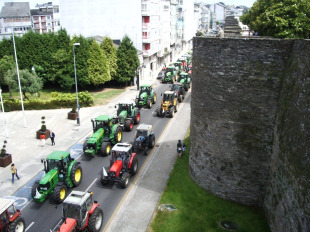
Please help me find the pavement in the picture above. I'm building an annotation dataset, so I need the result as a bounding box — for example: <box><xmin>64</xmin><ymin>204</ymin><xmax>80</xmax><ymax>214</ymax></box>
<box><xmin>0</xmin><ymin>70</ymin><xmax>191</xmax><ymax>232</ymax></box>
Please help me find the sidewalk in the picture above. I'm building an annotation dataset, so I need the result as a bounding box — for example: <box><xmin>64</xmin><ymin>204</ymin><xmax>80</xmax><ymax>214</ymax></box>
<box><xmin>0</xmin><ymin>78</ymin><xmax>157</xmax><ymax>198</ymax></box>
<box><xmin>104</xmin><ymin>90</ymin><xmax>191</xmax><ymax>231</ymax></box>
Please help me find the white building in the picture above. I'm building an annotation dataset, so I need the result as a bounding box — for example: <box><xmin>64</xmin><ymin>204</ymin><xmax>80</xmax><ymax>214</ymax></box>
<box><xmin>210</xmin><ymin>2</ymin><xmax>226</xmax><ymax>23</ymax></box>
<box><xmin>0</xmin><ymin>2</ymin><xmax>32</xmax><ymax>40</ymax></box>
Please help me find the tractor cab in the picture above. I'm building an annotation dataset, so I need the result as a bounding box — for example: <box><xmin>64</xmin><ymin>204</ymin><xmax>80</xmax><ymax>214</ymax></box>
<box><xmin>173</xmin><ymin>62</ymin><xmax>182</xmax><ymax>73</ymax></box>
<box><xmin>140</xmin><ymin>86</ymin><xmax>151</xmax><ymax>95</ymax></box>
<box><xmin>133</xmin><ymin>124</ymin><xmax>155</xmax><ymax>154</ymax></box>
<box><xmin>54</xmin><ymin>191</ymin><xmax>103</xmax><ymax>232</ymax></box>
<box><xmin>0</xmin><ymin>198</ymin><xmax>25</xmax><ymax>232</ymax></box>
<box><xmin>163</xmin><ymin>91</ymin><xmax>175</xmax><ymax>102</ymax></box>
<box><xmin>157</xmin><ymin>91</ymin><xmax>178</xmax><ymax>118</ymax></box>
<box><xmin>91</xmin><ymin>115</ymin><xmax>114</xmax><ymax>134</ymax></box>
<box><xmin>116</xmin><ymin>102</ymin><xmax>134</xmax><ymax>116</ymax></box>
<box><xmin>170</xmin><ymin>82</ymin><xmax>185</xmax><ymax>102</ymax></box>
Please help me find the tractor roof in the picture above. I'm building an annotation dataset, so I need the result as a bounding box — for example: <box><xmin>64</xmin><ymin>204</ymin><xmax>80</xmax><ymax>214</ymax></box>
<box><xmin>164</xmin><ymin>91</ymin><xmax>174</xmax><ymax>95</ymax></box>
<box><xmin>166</xmin><ymin>66</ymin><xmax>174</xmax><ymax>69</ymax></box>
<box><xmin>173</xmin><ymin>82</ymin><xmax>183</xmax><ymax>86</ymax></box>
<box><xmin>112</xmin><ymin>143</ymin><xmax>132</xmax><ymax>152</ymax></box>
<box><xmin>174</xmin><ymin>61</ymin><xmax>182</xmax><ymax>64</ymax></box>
<box><xmin>118</xmin><ymin>100</ymin><xmax>135</xmax><ymax>105</ymax></box>
<box><xmin>180</xmin><ymin>72</ymin><xmax>188</xmax><ymax>76</ymax></box>
<box><xmin>63</xmin><ymin>191</ymin><xmax>91</xmax><ymax>206</ymax></box>
<box><xmin>140</xmin><ymin>84</ymin><xmax>151</xmax><ymax>88</ymax></box>
<box><xmin>47</xmin><ymin>151</ymin><xmax>70</xmax><ymax>160</ymax></box>
<box><xmin>95</xmin><ymin>115</ymin><xmax>113</xmax><ymax>121</ymax></box>
<box><xmin>0</xmin><ymin>198</ymin><xmax>14</xmax><ymax>215</ymax></box>
<box><xmin>136</xmin><ymin>124</ymin><xmax>152</xmax><ymax>131</ymax></box>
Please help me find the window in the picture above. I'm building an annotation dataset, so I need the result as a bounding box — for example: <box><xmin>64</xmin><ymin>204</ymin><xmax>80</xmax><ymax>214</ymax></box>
<box><xmin>142</xmin><ymin>4</ymin><xmax>147</xmax><ymax>10</ymax></box>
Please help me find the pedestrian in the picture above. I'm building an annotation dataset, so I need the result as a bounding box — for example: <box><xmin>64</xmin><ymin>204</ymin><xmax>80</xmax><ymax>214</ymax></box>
<box><xmin>50</xmin><ymin>130</ymin><xmax>55</xmax><ymax>146</ymax></box>
<box><xmin>182</xmin><ymin>142</ymin><xmax>186</xmax><ymax>152</ymax></box>
<box><xmin>11</xmin><ymin>163</ymin><xmax>20</xmax><ymax>183</ymax></box>
<box><xmin>177</xmin><ymin>140</ymin><xmax>182</xmax><ymax>157</ymax></box>
<box><xmin>40</xmin><ymin>133</ymin><xmax>45</xmax><ymax>147</ymax></box>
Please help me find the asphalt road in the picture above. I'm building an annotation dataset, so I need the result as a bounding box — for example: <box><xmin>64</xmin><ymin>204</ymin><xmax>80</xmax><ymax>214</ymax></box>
<box><xmin>18</xmin><ymin>82</ymin><xmax>176</xmax><ymax>232</ymax></box>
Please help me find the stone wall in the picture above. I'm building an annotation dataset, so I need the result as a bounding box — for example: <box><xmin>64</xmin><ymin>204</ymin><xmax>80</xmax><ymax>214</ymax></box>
<box><xmin>189</xmin><ymin>37</ymin><xmax>310</xmax><ymax>231</ymax></box>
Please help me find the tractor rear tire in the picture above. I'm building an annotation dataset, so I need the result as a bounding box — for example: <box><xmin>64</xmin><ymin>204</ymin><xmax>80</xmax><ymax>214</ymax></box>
<box><xmin>100</xmin><ymin>172</ymin><xmax>109</xmax><ymax>185</ymax></box>
<box><xmin>175</xmin><ymin>103</ymin><xmax>178</xmax><ymax>112</ymax></box>
<box><xmin>7</xmin><ymin>216</ymin><xmax>25</xmax><ymax>232</ymax></box>
<box><xmin>129</xmin><ymin>157</ymin><xmax>138</xmax><ymax>175</ymax></box>
<box><xmin>31</xmin><ymin>181</ymin><xmax>40</xmax><ymax>198</ymax></box>
<box><xmin>70</xmin><ymin>163</ymin><xmax>83</xmax><ymax>187</ymax></box>
<box><xmin>114</xmin><ymin>127</ymin><xmax>122</xmax><ymax>143</ymax></box>
<box><xmin>156</xmin><ymin>107</ymin><xmax>162</xmax><ymax>117</ymax></box>
<box><xmin>184</xmin><ymin>84</ymin><xmax>189</xmax><ymax>92</ymax></box>
<box><xmin>170</xmin><ymin>108</ymin><xmax>174</xmax><ymax>118</ymax></box>
<box><xmin>83</xmin><ymin>140</ymin><xmax>88</xmax><ymax>152</ymax></box>
<box><xmin>152</xmin><ymin>93</ymin><xmax>157</xmax><ymax>104</ymax></box>
<box><xmin>147</xmin><ymin>99</ymin><xmax>152</xmax><ymax>109</ymax></box>
<box><xmin>133</xmin><ymin>110</ymin><xmax>141</xmax><ymax>125</ymax></box>
<box><xmin>124</xmin><ymin>119</ymin><xmax>133</xmax><ymax>131</ymax></box>
<box><xmin>100</xmin><ymin>142</ymin><xmax>111</xmax><ymax>156</ymax></box>
<box><xmin>52</xmin><ymin>184</ymin><xmax>67</xmax><ymax>204</ymax></box>
<box><xmin>148</xmin><ymin>135</ymin><xmax>155</xmax><ymax>148</ymax></box>
<box><xmin>178</xmin><ymin>95</ymin><xmax>182</xmax><ymax>103</ymax></box>
<box><xmin>135</xmin><ymin>98</ymin><xmax>140</xmax><ymax>108</ymax></box>
<box><xmin>120</xmin><ymin>172</ymin><xmax>130</xmax><ymax>188</ymax></box>
<box><xmin>87</xmin><ymin>207</ymin><xmax>104</xmax><ymax>232</ymax></box>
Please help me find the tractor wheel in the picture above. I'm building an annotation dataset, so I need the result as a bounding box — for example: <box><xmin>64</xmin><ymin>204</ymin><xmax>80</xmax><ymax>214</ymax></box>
<box><xmin>178</xmin><ymin>95</ymin><xmax>182</xmax><ymax>103</ymax></box>
<box><xmin>124</xmin><ymin>119</ymin><xmax>133</xmax><ymax>131</ymax></box>
<box><xmin>129</xmin><ymin>156</ymin><xmax>138</xmax><ymax>175</ymax></box>
<box><xmin>170</xmin><ymin>108</ymin><xmax>174</xmax><ymax>118</ymax></box>
<box><xmin>31</xmin><ymin>181</ymin><xmax>40</xmax><ymax>198</ymax></box>
<box><xmin>188</xmin><ymin>82</ymin><xmax>191</xmax><ymax>89</ymax></box>
<box><xmin>120</xmin><ymin>172</ymin><xmax>130</xmax><ymax>188</ymax></box>
<box><xmin>175</xmin><ymin>103</ymin><xmax>178</xmax><ymax>113</ymax></box>
<box><xmin>156</xmin><ymin>107</ymin><xmax>162</xmax><ymax>117</ymax></box>
<box><xmin>100</xmin><ymin>142</ymin><xmax>111</xmax><ymax>156</ymax></box>
<box><xmin>135</xmin><ymin>98</ymin><xmax>140</xmax><ymax>108</ymax></box>
<box><xmin>7</xmin><ymin>216</ymin><xmax>25</xmax><ymax>232</ymax></box>
<box><xmin>83</xmin><ymin>140</ymin><xmax>88</xmax><ymax>152</ymax></box>
<box><xmin>133</xmin><ymin>110</ymin><xmax>141</xmax><ymax>125</ymax></box>
<box><xmin>152</xmin><ymin>93</ymin><xmax>157</xmax><ymax>104</ymax></box>
<box><xmin>184</xmin><ymin>84</ymin><xmax>189</xmax><ymax>92</ymax></box>
<box><xmin>100</xmin><ymin>172</ymin><xmax>109</xmax><ymax>185</ymax></box>
<box><xmin>148</xmin><ymin>135</ymin><xmax>155</xmax><ymax>148</ymax></box>
<box><xmin>52</xmin><ymin>184</ymin><xmax>67</xmax><ymax>203</ymax></box>
<box><xmin>70</xmin><ymin>163</ymin><xmax>83</xmax><ymax>187</ymax></box>
<box><xmin>114</xmin><ymin>127</ymin><xmax>122</xmax><ymax>143</ymax></box>
<box><xmin>87</xmin><ymin>207</ymin><xmax>104</xmax><ymax>232</ymax></box>
<box><xmin>147</xmin><ymin>99</ymin><xmax>152</xmax><ymax>109</ymax></box>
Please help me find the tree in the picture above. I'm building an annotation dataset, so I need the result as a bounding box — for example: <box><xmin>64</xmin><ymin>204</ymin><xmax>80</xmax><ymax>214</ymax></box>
<box><xmin>0</xmin><ymin>55</ymin><xmax>15</xmax><ymax>86</ymax></box>
<box><xmin>88</xmin><ymin>40</ymin><xmax>110</xmax><ymax>86</ymax></box>
<box><xmin>241</xmin><ymin>0</ymin><xmax>310</xmax><ymax>38</ymax></box>
<box><xmin>4</xmin><ymin>68</ymin><xmax>43</xmax><ymax>100</ymax></box>
<box><xmin>116</xmin><ymin>35</ymin><xmax>139</xmax><ymax>84</ymax></box>
<box><xmin>101</xmin><ymin>36</ymin><xmax>118</xmax><ymax>80</ymax></box>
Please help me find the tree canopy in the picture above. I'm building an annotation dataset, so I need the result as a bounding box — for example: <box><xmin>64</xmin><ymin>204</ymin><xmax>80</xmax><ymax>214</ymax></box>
<box><xmin>101</xmin><ymin>36</ymin><xmax>118</xmax><ymax>80</ymax></box>
<box><xmin>241</xmin><ymin>0</ymin><xmax>310</xmax><ymax>38</ymax></box>
<box><xmin>116</xmin><ymin>35</ymin><xmax>139</xmax><ymax>84</ymax></box>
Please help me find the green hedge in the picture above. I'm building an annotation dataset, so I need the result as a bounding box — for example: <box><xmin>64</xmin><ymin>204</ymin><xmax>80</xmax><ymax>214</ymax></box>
<box><xmin>1</xmin><ymin>91</ymin><xmax>94</xmax><ymax>112</ymax></box>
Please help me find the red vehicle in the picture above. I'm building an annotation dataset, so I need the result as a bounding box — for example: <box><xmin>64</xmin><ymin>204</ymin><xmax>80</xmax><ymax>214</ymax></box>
<box><xmin>0</xmin><ymin>198</ymin><xmax>25</xmax><ymax>232</ymax></box>
<box><xmin>53</xmin><ymin>191</ymin><xmax>103</xmax><ymax>232</ymax></box>
<box><xmin>101</xmin><ymin>143</ymin><xmax>138</xmax><ymax>188</ymax></box>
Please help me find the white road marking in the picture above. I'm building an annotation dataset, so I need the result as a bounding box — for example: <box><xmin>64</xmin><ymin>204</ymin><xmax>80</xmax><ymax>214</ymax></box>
<box><xmin>25</xmin><ymin>221</ymin><xmax>34</xmax><ymax>231</ymax></box>
<box><xmin>86</xmin><ymin>178</ymin><xmax>97</xmax><ymax>192</ymax></box>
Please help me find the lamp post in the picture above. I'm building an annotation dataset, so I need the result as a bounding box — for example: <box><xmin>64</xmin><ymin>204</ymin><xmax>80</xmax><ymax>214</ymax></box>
<box><xmin>0</xmin><ymin>88</ymin><xmax>8</xmax><ymax>137</ymax></box>
<box><xmin>73</xmin><ymin>43</ymin><xmax>80</xmax><ymax>125</ymax></box>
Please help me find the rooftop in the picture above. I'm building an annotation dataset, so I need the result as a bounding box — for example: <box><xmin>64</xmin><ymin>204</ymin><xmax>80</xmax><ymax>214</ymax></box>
<box><xmin>0</xmin><ymin>2</ymin><xmax>30</xmax><ymax>18</ymax></box>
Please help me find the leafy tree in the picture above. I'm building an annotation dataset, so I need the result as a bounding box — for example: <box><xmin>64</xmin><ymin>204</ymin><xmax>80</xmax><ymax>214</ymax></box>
<box><xmin>100</xmin><ymin>36</ymin><xmax>118</xmax><ymax>80</ymax></box>
<box><xmin>88</xmin><ymin>40</ymin><xmax>110</xmax><ymax>86</ymax></box>
<box><xmin>116</xmin><ymin>35</ymin><xmax>139</xmax><ymax>84</ymax></box>
<box><xmin>0</xmin><ymin>38</ymin><xmax>14</xmax><ymax>60</ymax></box>
<box><xmin>4</xmin><ymin>68</ymin><xmax>43</xmax><ymax>100</ymax></box>
<box><xmin>241</xmin><ymin>0</ymin><xmax>310</xmax><ymax>38</ymax></box>
<box><xmin>0</xmin><ymin>55</ymin><xmax>15</xmax><ymax>86</ymax></box>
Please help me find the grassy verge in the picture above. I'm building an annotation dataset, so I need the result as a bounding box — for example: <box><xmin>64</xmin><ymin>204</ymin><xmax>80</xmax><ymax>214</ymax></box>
<box><xmin>1</xmin><ymin>87</ymin><xmax>126</xmax><ymax>106</ymax></box>
<box><xmin>148</xmin><ymin>130</ymin><xmax>270</xmax><ymax>232</ymax></box>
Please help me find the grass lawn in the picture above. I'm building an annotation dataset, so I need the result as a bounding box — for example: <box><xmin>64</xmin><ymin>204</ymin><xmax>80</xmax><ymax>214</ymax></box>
<box><xmin>1</xmin><ymin>87</ymin><xmax>126</xmax><ymax>106</ymax></box>
<box><xmin>148</xmin><ymin>130</ymin><xmax>270</xmax><ymax>232</ymax></box>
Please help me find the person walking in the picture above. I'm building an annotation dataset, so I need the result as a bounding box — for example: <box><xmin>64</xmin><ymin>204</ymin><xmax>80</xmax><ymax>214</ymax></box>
<box><xmin>11</xmin><ymin>163</ymin><xmax>20</xmax><ymax>183</ymax></box>
<box><xmin>177</xmin><ymin>140</ymin><xmax>182</xmax><ymax>157</ymax></box>
<box><xmin>182</xmin><ymin>142</ymin><xmax>186</xmax><ymax>152</ymax></box>
<box><xmin>50</xmin><ymin>130</ymin><xmax>55</xmax><ymax>146</ymax></box>
<box><xmin>40</xmin><ymin>133</ymin><xmax>45</xmax><ymax>147</ymax></box>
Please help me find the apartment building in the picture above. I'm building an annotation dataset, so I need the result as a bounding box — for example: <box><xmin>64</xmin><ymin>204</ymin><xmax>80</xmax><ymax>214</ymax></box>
<box><xmin>0</xmin><ymin>2</ymin><xmax>32</xmax><ymax>40</ymax></box>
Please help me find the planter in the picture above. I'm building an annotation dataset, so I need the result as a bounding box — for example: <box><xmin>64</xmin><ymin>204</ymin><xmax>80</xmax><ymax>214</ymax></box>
<box><xmin>0</xmin><ymin>154</ymin><xmax>12</xmax><ymax>168</ymax></box>
<box><xmin>68</xmin><ymin>112</ymin><xmax>78</xmax><ymax>120</ymax></box>
<box><xmin>36</xmin><ymin>130</ymin><xmax>50</xmax><ymax>139</ymax></box>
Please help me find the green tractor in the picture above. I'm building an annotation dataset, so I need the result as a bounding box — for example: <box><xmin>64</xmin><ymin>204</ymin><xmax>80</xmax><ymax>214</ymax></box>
<box><xmin>135</xmin><ymin>84</ymin><xmax>157</xmax><ymax>109</ymax></box>
<box><xmin>173</xmin><ymin>61</ymin><xmax>183</xmax><ymax>74</ymax></box>
<box><xmin>115</xmin><ymin>101</ymin><xmax>141</xmax><ymax>131</ymax></box>
<box><xmin>178</xmin><ymin>72</ymin><xmax>191</xmax><ymax>91</ymax></box>
<box><xmin>31</xmin><ymin>151</ymin><xmax>83</xmax><ymax>204</ymax></box>
<box><xmin>83</xmin><ymin>115</ymin><xmax>122</xmax><ymax>157</ymax></box>
<box><xmin>162</xmin><ymin>66</ymin><xmax>177</xmax><ymax>84</ymax></box>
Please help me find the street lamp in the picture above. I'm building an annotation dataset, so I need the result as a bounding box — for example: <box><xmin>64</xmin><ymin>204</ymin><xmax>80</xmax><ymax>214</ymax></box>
<box><xmin>73</xmin><ymin>43</ymin><xmax>80</xmax><ymax>125</ymax></box>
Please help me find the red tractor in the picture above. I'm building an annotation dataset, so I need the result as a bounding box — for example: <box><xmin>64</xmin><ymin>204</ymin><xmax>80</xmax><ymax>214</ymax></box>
<box><xmin>101</xmin><ymin>143</ymin><xmax>138</xmax><ymax>188</ymax></box>
<box><xmin>0</xmin><ymin>198</ymin><xmax>25</xmax><ymax>232</ymax></box>
<box><xmin>53</xmin><ymin>191</ymin><xmax>103</xmax><ymax>232</ymax></box>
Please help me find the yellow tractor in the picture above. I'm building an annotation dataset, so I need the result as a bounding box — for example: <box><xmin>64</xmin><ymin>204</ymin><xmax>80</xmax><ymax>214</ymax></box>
<box><xmin>156</xmin><ymin>91</ymin><xmax>178</xmax><ymax>118</ymax></box>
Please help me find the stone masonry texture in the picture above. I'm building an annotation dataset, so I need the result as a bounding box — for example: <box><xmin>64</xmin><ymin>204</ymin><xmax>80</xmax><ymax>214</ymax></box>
<box><xmin>189</xmin><ymin>37</ymin><xmax>309</xmax><ymax>232</ymax></box>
